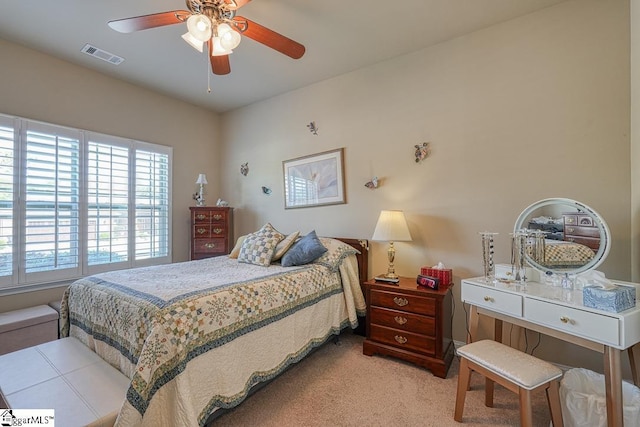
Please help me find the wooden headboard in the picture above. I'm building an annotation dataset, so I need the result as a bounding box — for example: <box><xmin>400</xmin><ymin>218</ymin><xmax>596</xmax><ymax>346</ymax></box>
<box><xmin>334</xmin><ymin>238</ymin><xmax>369</xmax><ymax>285</ymax></box>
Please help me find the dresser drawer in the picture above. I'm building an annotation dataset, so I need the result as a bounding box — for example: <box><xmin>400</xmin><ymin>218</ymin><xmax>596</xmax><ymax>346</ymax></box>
<box><xmin>563</xmin><ymin>235</ymin><xmax>600</xmax><ymax>250</ymax></box>
<box><xmin>370</xmin><ymin>306</ymin><xmax>435</xmax><ymax>336</ymax></box>
<box><xmin>524</xmin><ymin>298</ymin><xmax>619</xmax><ymax>346</ymax></box>
<box><xmin>193</xmin><ymin>225</ymin><xmax>227</xmax><ymax>238</ymax></box>
<box><xmin>192</xmin><ymin>210</ymin><xmax>228</xmax><ymax>223</ymax></box>
<box><xmin>369</xmin><ymin>324</ymin><xmax>435</xmax><ymax>356</ymax></box>
<box><xmin>565</xmin><ymin>226</ymin><xmax>599</xmax><ymax>238</ymax></box>
<box><xmin>369</xmin><ymin>290</ymin><xmax>435</xmax><ymax>316</ymax></box>
<box><xmin>461</xmin><ymin>283</ymin><xmax>523</xmax><ymax>317</ymax></box>
<box><xmin>193</xmin><ymin>238</ymin><xmax>227</xmax><ymax>254</ymax></box>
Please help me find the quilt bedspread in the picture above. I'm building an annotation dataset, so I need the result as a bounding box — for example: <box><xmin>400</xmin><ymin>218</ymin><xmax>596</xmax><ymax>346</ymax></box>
<box><xmin>60</xmin><ymin>250</ymin><xmax>364</xmax><ymax>426</ymax></box>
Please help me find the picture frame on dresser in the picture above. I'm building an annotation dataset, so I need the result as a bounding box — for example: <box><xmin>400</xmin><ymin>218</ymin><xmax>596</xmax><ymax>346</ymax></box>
<box><xmin>190</xmin><ymin>206</ymin><xmax>234</xmax><ymax>260</ymax></box>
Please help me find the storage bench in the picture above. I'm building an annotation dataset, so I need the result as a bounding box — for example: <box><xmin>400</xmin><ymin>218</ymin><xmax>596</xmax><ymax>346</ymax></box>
<box><xmin>0</xmin><ymin>337</ymin><xmax>129</xmax><ymax>426</ymax></box>
<box><xmin>0</xmin><ymin>305</ymin><xmax>58</xmax><ymax>355</ymax></box>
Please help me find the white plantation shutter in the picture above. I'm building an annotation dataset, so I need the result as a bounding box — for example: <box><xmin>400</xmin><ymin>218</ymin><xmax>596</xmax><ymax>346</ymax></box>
<box><xmin>135</xmin><ymin>148</ymin><xmax>170</xmax><ymax>261</ymax></box>
<box><xmin>0</xmin><ymin>114</ymin><xmax>172</xmax><ymax>292</ymax></box>
<box><xmin>23</xmin><ymin>122</ymin><xmax>82</xmax><ymax>282</ymax></box>
<box><xmin>0</xmin><ymin>117</ymin><xmax>15</xmax><ymax>284</ymax></box>
<box><xmin>87</xmin><ymin>138</ymin><xmax>129</xmax><ymax>267</ymax></box>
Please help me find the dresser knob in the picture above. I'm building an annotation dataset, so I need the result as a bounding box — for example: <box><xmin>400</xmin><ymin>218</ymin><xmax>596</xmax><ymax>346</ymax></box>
<box><xmin>394</xmin><ymin>316</ymin><xmax>408</xmax><ymax>325</ymax></box>
<box><xmin>393</xmin><ymin>297</ymin><xmax>409</xmax><ymax>307</ymax></box>
<box><xmin>213</xmin><ymin>228</ymin><xmax>223</xmax><ymax>235</ymax></box>
<box><xmin>560</xmin><ymin>316</ymin><xmax>571</xmax><ymax>324</ymax></box>
<box><xmin>196</xmin><ymin>214</ymin><xmax>206</xmax><ymax>220</ymax></box>
<box><xmin>213</xmin><ymin>214</ymin><xmax>222</xmax><ymax>220</ymax></box>
<box><xmin>197</xmin><ymin>228</ymin><xmax>207</xmax><ymax>235</ymax></box>
<box><xmin>394</xmin><ymin>335</ymin><xmax>408</xmax><ymax>344</ymax></box>
<box><xmin>204</xmin><ymin>243</ymin><xmax>216</xmax><ymax>249</ymax></box>
<box><xmin>483</xmin><ymin>296</ymin><xmax>493</xmax><ymax>302</ymax></box>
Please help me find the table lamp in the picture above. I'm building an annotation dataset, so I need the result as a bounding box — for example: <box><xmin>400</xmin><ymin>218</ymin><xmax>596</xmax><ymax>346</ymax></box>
<box><xmin>372</xmin><ymin>210</ymin><xmax>412</xmax><ymax>280</ymax></box>
<box><xmin>195</xmin><ymin>173</ymin><xmax>208</xmax><ymax>206</ymax></box>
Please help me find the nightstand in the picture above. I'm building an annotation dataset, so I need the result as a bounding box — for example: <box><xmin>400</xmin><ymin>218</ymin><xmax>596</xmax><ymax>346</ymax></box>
<box><xmin>363</xmin><ymin>276</ymin><xmax>454</xmax><ymax>378</ymax></box>
<box><xmin>190</xmin><ymin>206</ymin><xmax>234</xmax><ymax>260</ymax></box>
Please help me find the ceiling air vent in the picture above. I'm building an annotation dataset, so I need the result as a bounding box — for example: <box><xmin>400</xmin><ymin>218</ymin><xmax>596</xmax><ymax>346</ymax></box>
<box><xmin>81</xmin><ymin>44</ymin><xmax>124</xmax><ymax>65</ymax></box>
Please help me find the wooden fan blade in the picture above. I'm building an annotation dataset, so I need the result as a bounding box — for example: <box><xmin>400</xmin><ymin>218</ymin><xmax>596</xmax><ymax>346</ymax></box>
<box><xmin>108</xmin><ymin>11</ymin><xmax>190</xmax><ymax>33</ymax></box>
<box><xmin>209</xmin><ymin>41</ymin><xmax>231</xmax><ymax>75</ymax></box>
<box><xmin>225</xmin><ymin>0</ymin><xmax>252</xmax><ymax>10</ymax></box>
<box><xmin>234</xmin><ymin>17</ymin><xmax>305</xmax><ymax>59</ymax></box>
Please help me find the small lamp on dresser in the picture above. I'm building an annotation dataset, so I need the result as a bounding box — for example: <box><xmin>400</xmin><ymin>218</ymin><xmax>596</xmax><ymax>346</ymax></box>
<box><xmin>372</xmin><ymin>210</ymin><xmax>412</xmax><ymax>279</ymax></box>
<box><xmin>194</xmin><ymin>173</ymin><xmax>208</xmax><ymax>206</ymax></box>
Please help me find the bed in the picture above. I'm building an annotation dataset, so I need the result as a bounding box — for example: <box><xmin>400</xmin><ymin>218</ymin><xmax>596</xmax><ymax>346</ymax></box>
<box><xmin>528</xmin><ymin>239</ymin><xmax>595</xmax><ymax>269</ymax></box>
<box><xmin>60</xmin><ymin>235</ymin><xmax>368</xmax><ymax>427</ymax></box>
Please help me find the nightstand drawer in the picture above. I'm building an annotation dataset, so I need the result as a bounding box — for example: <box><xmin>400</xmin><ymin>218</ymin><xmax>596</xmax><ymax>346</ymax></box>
<box><xmin>369</xmin><ymin>324</ymin><xmax>435</xmax><ymax>356</ymax></box>
<box><xmin>370</xmin><ymin>306</ymin><xmax>435</xmax><ymax>336</ymax></box>
<box><xmin>565</xmin><ymin>226</ymin><xmax>599</xmax><ymax>238</ymax></box>
<box><xmin>369</xmin><ymin>289</ymin><xmax>435</xmax><ymax>316</ymax></box>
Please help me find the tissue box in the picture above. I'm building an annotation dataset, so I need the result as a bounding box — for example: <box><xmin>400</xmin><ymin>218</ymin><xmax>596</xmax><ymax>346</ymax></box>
<box><xmin>583</xmin><ymin>285</ymin><xmax>636</xmax><ymax>313</ymax></box>
<box><xmin>420</xmin><ymin>267</ymin><xmax>452</xmax><ymax>285</ymax></box>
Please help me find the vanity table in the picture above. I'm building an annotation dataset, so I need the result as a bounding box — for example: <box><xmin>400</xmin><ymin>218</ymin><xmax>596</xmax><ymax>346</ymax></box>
<box><xmin>466</xmin><ymin>198</ymin><xmax>639</xmax><ymax>427</ymax></box>
<box><xmin>462</xmin><ymin>277</ymin><xmax>640</xmax><ymax>427</ymax></box>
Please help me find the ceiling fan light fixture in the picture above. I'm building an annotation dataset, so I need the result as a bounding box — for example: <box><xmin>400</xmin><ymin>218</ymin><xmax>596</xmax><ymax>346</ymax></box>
<box><xmin>186</xmin><ymin>14</ymin><xmax>212</xmax><ymax>42</ymax></box>
<box><xmin>217</xmin><ymin>23</ymin><xmax>241</xmax><ymax>50</ymax></box>
<box><xmin>182</xmin><ymin>32</ymin><xmax>204</xmax><ymax>52</ymax></box>
<box><xmin>211</xmin><ymin>36</ymin><xmax>233</xmax><ymax>56</ymax></box>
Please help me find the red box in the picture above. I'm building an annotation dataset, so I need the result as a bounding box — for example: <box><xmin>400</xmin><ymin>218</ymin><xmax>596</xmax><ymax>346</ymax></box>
<box><xmin>420</xmin><ymin>267</ymin><xmax>452</xmax><ymax>285</ymax></box>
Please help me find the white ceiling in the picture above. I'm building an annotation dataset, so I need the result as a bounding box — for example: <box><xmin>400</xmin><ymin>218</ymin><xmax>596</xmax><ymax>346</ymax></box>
<box><xmin>0</xmin><ymin>0</ymin><xmax>569</xmax><ymax>113</ymax></box>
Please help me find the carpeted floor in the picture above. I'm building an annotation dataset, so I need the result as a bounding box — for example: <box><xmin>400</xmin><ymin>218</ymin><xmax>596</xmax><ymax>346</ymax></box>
<box><xmin>212</xmin><ymin>331</ymin><xmax>552</xmax><ymax>426</ymax></box>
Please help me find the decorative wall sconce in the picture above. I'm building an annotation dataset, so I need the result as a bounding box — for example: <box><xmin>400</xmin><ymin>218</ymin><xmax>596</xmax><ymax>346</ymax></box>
<box><xmin>414</xmin><ymin>142</ymin><xmax>430</xmax><ymax>163</ymax></box>
<box><xmin>194</xmin><ymin>173</ymin><xmax>208</xmax><ymax>206</ymax></box>
<box><xmin>307</xmin><ymin>121</ymin><xmax>318</xmax><ymax>135</ymax></box>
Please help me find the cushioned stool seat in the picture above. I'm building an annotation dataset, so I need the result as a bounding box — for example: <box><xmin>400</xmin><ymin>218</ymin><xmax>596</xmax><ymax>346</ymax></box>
<box><xmin>0</xmin><ymin>337</ymin><xmax>129</xmax><ymax>427</ymax></box>
<box><xmin>454</xmin><ymin>339</ymin><xmax>564</xmax><ymax>426</ymax></box>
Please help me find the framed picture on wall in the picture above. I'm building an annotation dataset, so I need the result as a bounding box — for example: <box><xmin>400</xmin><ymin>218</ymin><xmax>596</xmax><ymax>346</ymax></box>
<box><xmin>283</xmin><ymin>148</ymin><xmax>345</xmax><ymax>209</ymax></box>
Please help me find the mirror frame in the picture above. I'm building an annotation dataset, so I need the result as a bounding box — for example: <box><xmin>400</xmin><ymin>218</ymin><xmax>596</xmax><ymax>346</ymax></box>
<box><xmin>513</xmin><ymin>198</ymin><xmax>611</xmax><ymax>275</ymax></box>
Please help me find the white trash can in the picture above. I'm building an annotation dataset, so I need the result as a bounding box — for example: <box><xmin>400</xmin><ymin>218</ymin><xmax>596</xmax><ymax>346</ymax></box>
<box><xmin>560</xmin><ymin>368</ymin><xmax>640</xmax><ymax>427</ymax></box>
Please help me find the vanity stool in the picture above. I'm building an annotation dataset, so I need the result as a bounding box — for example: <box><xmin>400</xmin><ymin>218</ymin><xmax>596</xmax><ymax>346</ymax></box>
<box><xmin>454</xmin><ymin>340</ymin><xmax>564</xmax><ymax>426</ymax></box>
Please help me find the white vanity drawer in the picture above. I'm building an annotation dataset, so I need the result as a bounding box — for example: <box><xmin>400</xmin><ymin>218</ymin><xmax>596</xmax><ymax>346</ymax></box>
<box><xmin>462</xmin><ymin>283</ymin><xmax>523</xmax><ymax>318</ymax></box>
<box><xmin>525</xmin><ymin>298</ymin><xmax>619</xmax><ymax>346</ymax></box>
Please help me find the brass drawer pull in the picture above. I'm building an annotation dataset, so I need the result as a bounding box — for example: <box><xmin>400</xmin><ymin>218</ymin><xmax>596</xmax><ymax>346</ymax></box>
<box><xmin>196</xmin><ymin>214</ymin><xmax>206</xmax><ymax>220</ymax></box>
<box><xmin>483</xmin><ymin>296</ymin><xmax>494</xmax><ymax>302</ymax></box>
<box><xmin>213</xmin><ymin>214</ymin><xmax>223</xmax><ymax>220</ymax></box>
<box><xmin>560</xmin><ymin>316</ymin><xmax>572</xmax><ymax>324</ymax></box>
<box><xmin>213</xmin><ymin>228</ymin><xmax>223</xmax><ymax>235</ymax></box>
<box><xmin>197</xmin><ymin>228</ymin><xmax>207</xmax><ymax>235</ymax></box>
<box><xmin>393</xmin><ymin>297</ymin><xmax>408</xmax><ymax>307</ymax></box>
<box><xmin>204</xmin><ymin>243</ymin><xmax>216</xmax><ymax>249</ymax></box>
<box><xmin>394</xmin><ymin>335</ymin><xmax>408</xmax><ymax>344</ymax></box>
<box><xmin>394</xmin><ymin>316</ymin><xmax>407</xmax><ymax>325</ymax></box>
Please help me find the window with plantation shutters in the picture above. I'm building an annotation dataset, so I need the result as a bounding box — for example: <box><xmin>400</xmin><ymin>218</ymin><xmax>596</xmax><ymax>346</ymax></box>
<box><xmin>0</xmin><ymin>113</ymin><xmax>172</xmax><ymax>293</ymax></box>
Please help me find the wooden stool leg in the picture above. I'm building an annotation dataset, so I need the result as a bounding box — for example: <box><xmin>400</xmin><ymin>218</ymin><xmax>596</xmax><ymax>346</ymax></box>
<box><xmin>629</xmin><ymin>345</ymin><xmax>639</xmax><ymax>387</ymax></box>
<box><xmin>518</xmin><ymin>388</ymin><xmax>534</xmax><ymax>427</ymax></box>
<box><xmin>485</xmin><ymin>377</ymin><xmax>494</xmax><ymax>407</ymax></box>
<box><xmin>546</xmin><ymin>380</ymin><xmax>564</xmax><ymax>427</ymax></box>
<box><xmin>454</xmin><ymin>358</ymin><xmax>472</xmax><ymax>422</ymax></box>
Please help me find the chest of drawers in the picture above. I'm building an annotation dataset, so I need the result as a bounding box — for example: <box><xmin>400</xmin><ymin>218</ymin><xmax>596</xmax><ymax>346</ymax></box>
<box><xmin>190</xmin><ymin>206</ymin><xmax>233</xmax><ymax>260</ymax></box>
<box><xmin>363</xmin><ymin>277</ymin><xmax>453</xmax><ymax>378</ymax></box>
<box><xmin>563</xmin><ymin>212</ymin><xmax>600</xmax><ymax>250</ymax></box>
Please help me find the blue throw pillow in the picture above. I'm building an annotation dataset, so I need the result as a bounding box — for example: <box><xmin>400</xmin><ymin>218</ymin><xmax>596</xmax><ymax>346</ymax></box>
<box><xmin>281</xmin><ymin>230</ymin><xmax>328</xmax><ymax>267</ymax></box>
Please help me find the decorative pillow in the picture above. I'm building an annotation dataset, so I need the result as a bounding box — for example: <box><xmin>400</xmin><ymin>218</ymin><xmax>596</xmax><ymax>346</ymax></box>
<box><xmin>272</xmin><ymin>231</ymin><xmax>300</xmax><ymax>261</ymax></box>
<box><xmin>312</xmin><ymin>238</ymin><xmax>360</xmax><ymax>272</ymax></box>
<box><xmin>238</xmin><ymin>223</ymin><xmax>285</xmax><ymax>267</ymax></box>
<box><xmin>228</xmin><ymin>235</ymin><xmax>247</xmax><ymax>259</ymax></box>
<box><xmin>281</xmin><ymin>230</ymin><xmax>328</xmax><ymax>267</ymax></box>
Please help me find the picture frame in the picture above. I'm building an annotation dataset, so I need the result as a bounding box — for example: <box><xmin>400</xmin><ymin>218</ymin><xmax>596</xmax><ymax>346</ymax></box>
<box><xmin>283</xmin><ymin>148</ymin><xmax>345</xmax><ymax>209</ymax></box>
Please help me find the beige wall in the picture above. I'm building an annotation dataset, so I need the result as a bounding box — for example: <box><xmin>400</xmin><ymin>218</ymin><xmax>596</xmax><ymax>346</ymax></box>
<box><xmin>0</xmin><ymin>39</ymin><xmax>220</xmax><ymax>311</ymax></box>
<box><xmin>221</xmin><ymin>0</ymin><xmax>632</xmax><ymax>375</ymax></box>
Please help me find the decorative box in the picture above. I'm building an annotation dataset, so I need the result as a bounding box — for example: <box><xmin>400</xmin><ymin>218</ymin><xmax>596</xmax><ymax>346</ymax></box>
<box><xmin>420</xmin><ymin>267</ymin><xmax>452</xmax><ymax>285</ymax></box>
<box><xmin>583</xmin><ymin>285</ymin><xmax>636</xmax><ymax>313</ymax></box>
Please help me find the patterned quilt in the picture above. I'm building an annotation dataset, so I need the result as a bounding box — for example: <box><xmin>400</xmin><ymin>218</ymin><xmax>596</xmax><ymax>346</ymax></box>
<box><xmin>60</xmin><ymin>238</ymin><xmax>365</xmax><ymax>426</ymax></box>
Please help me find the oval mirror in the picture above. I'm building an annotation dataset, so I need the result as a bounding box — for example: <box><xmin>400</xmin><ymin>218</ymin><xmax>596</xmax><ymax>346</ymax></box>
<box><xmin>513</xmin><ymin>198</ymin><xmax>611</xmax><ymax>275</ymax></box>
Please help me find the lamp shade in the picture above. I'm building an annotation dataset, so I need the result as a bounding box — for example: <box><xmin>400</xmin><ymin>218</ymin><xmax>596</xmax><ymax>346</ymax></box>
<box><xmin>372</xmin><ymin>210</ymin><xmax>412</xmax><ymax>242</ymax></box>
<box><xmin>195</xmin><ymin>173</ymin><xmax>208</xmax><ymax>185</ymax></box>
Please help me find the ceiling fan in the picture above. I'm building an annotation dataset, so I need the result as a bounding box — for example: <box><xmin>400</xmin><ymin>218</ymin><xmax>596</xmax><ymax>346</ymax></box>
<box><xmin>107</xmin><ymin>0</ymin><xmax>305</xmax><ymax>76</ymax></box>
